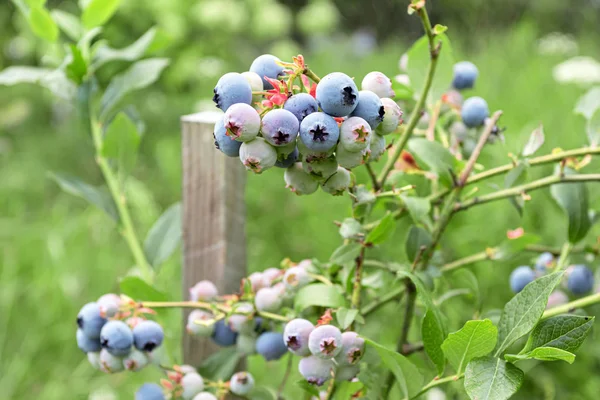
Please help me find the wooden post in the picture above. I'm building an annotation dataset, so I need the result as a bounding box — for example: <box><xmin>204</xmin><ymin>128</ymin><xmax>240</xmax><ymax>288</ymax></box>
<box><xmin>181</xmin><ymin>111</ymin><xmax>247</xmax><ymax>366</ymax></box>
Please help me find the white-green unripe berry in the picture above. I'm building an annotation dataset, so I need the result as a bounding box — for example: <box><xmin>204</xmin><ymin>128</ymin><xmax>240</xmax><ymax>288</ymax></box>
<box><xmin>376</xmin><ymin>98</ymin><xmax>403</xmax><ymax>135</ymax></box>
<box><xmin>254</xmin><ymin>287</ymin><xmax>283</xmax><ymax>312</ymax></box>
<box><xmin>284</xmin><ymin>163</ymin><xmax>319</xmax><ymax>195</ymax></box>
<box><xmin>302</xmin><ymin>156</ymin><xmax>338</xmax><ymax>180</ymax></box>
<box><xmin>236</xmin><ymin>334</ymin><xmax>257</xmax><ymax>355</ymax></box>
<box><xmin>369</xmin><ymin>134</ymin><xmax>386</xmax><ymax>161</ymax></box>
<box><xmin>99</xmin><ymin>348</ymin><xmax>124</xmax><ymax>373</ymax></box>
<box><xmin>241</xmin><ymin>71</ymin><xmax>263</xmax><ymax>104</ymax></box>
<box><xmin>182</xmin><ymin>372</ymin><xmax>205</xmax><ymax>399</ymax></box>
<box><xmin>339</xmin><ymin>117</ymin><xmax>372</xmax><ymax>152</ymax></box>
<box><xmin>192</xmin><ymin>393</ymin><xmax>217</xmax><ymax>400</ymax></box>
<box><xmin>322</xmin><ymin>167</ymin><xmax>351</xmax><ymax>196</ymax></box>
<box><xmin>276</xmin><ymin>140</ymin><xmax>297</xmax><ymax>158</ymax></box>
<box><xmin>227</xmin><ymin>302</ymin><xmax>255</xmax><ymax>334</ymax></box>
<box><xmin>87</xmin><ymin>351</ymin><xmax>101</xmax><ymax>370</ymax></box>
<box><xmin>239</xmin><ymin>137</ymin><xmax>277</xmax><ymax>173</ymax></box>
<box><xmin>187</xmin><ymin>310</ymin><xmax>216</xmax><ymax>337</ymax></box>
<box><xmin>297</xmin><ymin>137</ymin><xmax>335</xmax><ymax>161</ymax></box>
<box><xmin>284</xmin><ymin>266</ymin><xmax>312</xmax><ymax>290</ymax></box>
<box><xmin>336</xmin><ymin>145</ymin><xmax>369</xmax><ymax>169</ymax></box>
<box><xmin>123</xmin><ymin>348</ymin><xmax>150</xmax><ymax>371</ymax></box>
<box><xmin>230</xmin><ymin>371</ymin><xmax>255</xmax><ymax>396</ymax></box>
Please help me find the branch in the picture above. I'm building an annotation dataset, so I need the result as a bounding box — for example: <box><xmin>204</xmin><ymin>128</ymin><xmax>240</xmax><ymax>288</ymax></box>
<box><xmin>543</xmin><ymin>292</ymin><xmax>600</xmax><ymax>319</ymax></box>
<box><xmin>351</xmin><ymin>247</ymin><xmax>367</xmax><ymax>312</ymax></box>
<box><xmin>365</xmin><ymin>163</ymin><xmax>380</xmax><ymax>190</ymax></box>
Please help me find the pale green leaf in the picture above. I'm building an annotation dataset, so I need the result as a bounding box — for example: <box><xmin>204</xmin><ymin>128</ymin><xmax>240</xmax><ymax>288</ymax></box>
<box><xmin>294</xmin><ymin>284</ymin><xmax>346</xmax><ymax>312</ymax></box>
<box><xmin>587</xmin><ymin>108</ymin><xmax>600</xmax><ymax>147</ymax></box>
<box><xmin>28</xmin><ymin>6</ymin><xmax>58</xmax><ymax>42</ymax></box>
<box><xmin>506</xmin><ymin>347</ymin><xmax>575</xmax><ymax>364</ymax></box>
<box><xmin>574</xmin><ymin>86</ymin><xmax>600</xmax><ymax>119</ymax></box>
<box><xmin>143</xmin><ymin>203</ymin><xmax>182</xmax><ymax>268</ymax></box>
<box><xmin>401</xmin><ymin>195</ymin><xmax>431</xmax><ymax>227</ymax></box>
<box><xmin>464</xmin><ymin>356</ymin><xmax>524</xmax><ymax>400</ymax></box>
<box><xmin>119</xmin><ymin>276</ymin><xmax>167</xmax><ymax>301</ymax></box>
<box><xmin>92</xmin><ymin>27</ymin><xmax>157</xmax><ymax>70</ymax></box>
<box><xmin>422</xmin><ymin>309</ymin><xmax>446</xmax><ymax>375</ymax></box>
<box><xmin>102</xmin><ymin>112</ymin><xmax>141</xmax><ymax>185</ymax></box>
<box><xmin>441</xmin><ymin>319</ymin><xmax>497</xmax><ymax>375</ymax></box>
<box><xmin>365</xmin><ymin>212</ymin><xmax>396</xmax><ymax>244</ymax></box>
<box><xmin>522</xmin><ymin>124</ymin><xmax>545</xmax><ymax>157</ymax></box>
<box><xmin>197</xmin><ymin>348</ymin><xmax>242</xmax><ymax>381</ymax></box>
<box><xmin>337</xmin><ymin>308</ymin><xmax>359</xmax><ymax>330</ymax></box>
<box><xmin>49</xmin><ymin>173</ymin><xmax>118</xmax><ymax>221</ymax></box>
<box><xmin>50</xmin><ymin>9</ymin><xmax>83</xmax><ymax>40</ymax></box>
<box><xmin>82</xmin><ymin>0</ymin><xmax>121</xmax><ymax>28</ymax></box>
<box><xmin>406</xmin><ymin>33</ymin><xmax>454</xmax><ymax>101</ymax></box>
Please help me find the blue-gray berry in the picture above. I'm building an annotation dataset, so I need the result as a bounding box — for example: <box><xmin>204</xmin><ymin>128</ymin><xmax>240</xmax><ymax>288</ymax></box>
<box><xmin>335</xmin><ymin>331</ymin><xmax>365</xmax><ymax>365</ymax></box>
<box><xmin>299</xmin><ymin>112</ymin><xmax>340</xmax><ymax>152</ymax></box>
<box><xmin>567</xmin><ymin>265</ymin><xmax>594</xmax><ymax>295</ymax></box>
<box><xmin>249</xmin><ymin>54</ymin><xmax>285</xmax><ymax>89</ymax></box>
<box><xmin>283</xmin><ymin>318</ymin><xmax>314</xmax><ymax>356</ymax></box>
<box><xmin>350</xmin><ymin>90</ymin><xmax>385</xmax><ymax>130</ymax></box>
<box><xmin>509</xmin><ymin>266</ymin><xmax>535</xmax><ymax>293</ymax></box>
<box><xmin>255</xmin><ymin>331</ymin><xmax>288</xmax><ymax>361</ymax></box>
<box><xmin>135</xmin><ymin>383</ymin><xmax>165</xmax><ymax>400</ymax></box>
<box><xmin>461</xmin><ymin>97</ymin><xmax>489</xmax><ymax>128</ymax></box>
<box><xmin>535</xmin><ymin>252</ymin><xmax>555</xmax><ymax>275</ymax></box>
<box><xmin>308</xmin><ymin>325</ymin><xmax>343</xmax><ymax>359</ymax></box>
<box><xmin>261</xmin><ymin>109</ymin><xmax>300</xmax><ymax>146</ymax></box>
<box><xmin>298</xmin><ymin>355</ymin><xmax>333</xmax><ymax>386</ymax></box>
<box><xmin>77</xmin><ymin>328</ymin><xmax>101</xmax><ymax>353</ymax></box>
<box><xmin>133</xmin><ymin>320</ymin><xmax>164</xmax><ymax>352</ymax></box>
<box><xmin>211</xmin><ymin>319</ymin><xmax>238</xmax><ymax>346</ymax></box>
<box><xmin>452</xmin><ymin>61</ymin><xmax>478</xmax><ymax>90</ymax></box>
<box><xmin>77</xmin><ymin>302</ymin><xmax>107</xmax><ymax>339</ymax></box>
<box><xmin>213</xmin><ymin>73</ymin><xmax>253</xmax><ymax>112</ymax></box>
<box><xmin>316</xmin><ymin>72</ymin><xmax>359</xmax><ymax>117</ymax></box>
<box><xmin>284</xmin><ymin>93</ymin><xmax>319</xmax><ymax>122</ymax></box>
<box><xmin>100</xmin><ymin>320</ymin><xmax>134</xmax><ymax>356</ymax></box>
<box><xmin>275</xmin><ymin>146</ymin><xmax>299</xmax><ymax>168</ymax></box>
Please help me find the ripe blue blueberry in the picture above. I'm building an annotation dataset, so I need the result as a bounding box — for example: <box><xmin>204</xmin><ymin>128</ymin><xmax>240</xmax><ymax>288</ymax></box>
<box><xmin>299</xmin><ymin>112</ymin><xmax>340</xmax><ymax>152</ymax></box>
<box><xmin>249</xmin><ymin>54</ymin><xmax>285</xmax><ymax>89</ymax></box>
<box><xmin>284</xmin><ymin>93</ymin><xmax>319</xmax><ymax>122</ymax></box>
<box><xmin>350</xmin><ymin>90</ymin><xmax>385</xmax><ymax>130</ymax></box>
<box><xmin>77</xmin><ymin>302</ymin><xmax>107</xmax><ymax>339</ymax></box>
<box><xmin>213</xmin><ymin>72</ymin><xmax>252</xmax><ymax>112</ymax></box>
<box><xmin>509</xmin><ymin>266</ymin><xmax>535</xmax><ymax>293</ymax></box>
<box><xmin>239</xmin><ymin>138</ymin><xmax>277</xmax><ymax>173</ymax></box>
<box><xmin>189</xmin><ymin>280</ymin><xmax>219</xmax><ymax>302</ymax></box>
<box><xmin>230</xmin><ymin>371</ymin><xmax>255</xmax><ymax>395</ymax></box>
<box><xmin>336</xmin><ymin>145</ymin><xmax>369</xmax><ymax>169</ymax></box>
<box><xmin>308</xmin><ymin>325</ymin><xmax>343</xmax><ymax>359</ymax></box>
<box><xmin>181</xmin><ymin>372</ymin><xmax>205</xmax><ymax>399</ymax></box>
<box><xmin>461</xmin><ymin>97</ymin><xmax>489</xmax><ymax>128</ymax></box>
<box><xmin>133</xmin><ymin>320</ymin><xmax>164</xmax><ymax>352</ymax></box>
<box><xmin>187</xmin><ymin>310</ymin><xmax>216</xmax><ymax>337</ymax></box>
<box><xmin>298</xmin><ymin>355</ymin><xmax>333</xmax><ymax>386</ymax></box>
<box><xmin>368</xmin><ymin>133</ymin><xmax>386</xmax><ymax>161</ymax></box>
<box><xmin>567</xmin><ymin>265</ymin><xmax>594</xmax><ymax>295</ymax></box>
<box><xmin>284</xmin><ymin>266</ymin><xmax>312</xmax><ymax>290</ymax></box>
<box><xmin>535</xmin><ymin>252</ymin><xmax>555</xmax><ymax>275</ymax></box>
<box><xmin>302</xmin><ymin>156</ymin><xmax>338</xmax><ymax>180</ymax></box>
<box><xmin>322</xmin><ymin>167</ymin><xmax>351</xmax><ymax>196</ymax></box>
<box><xmin>135</xmin><ymin>383</ymin><xmax>165</xmax><ymax>400</ymax></box>
<box><xmin>335</xmin><ymin>365</ymin><xmax>360</xmax><ymax>382</ymax></box>
<box><xmin>212</xmin><ymin>319</ymin><xmax>238</xmax><ymax>346</ymax></box>
<box><xmin>254</xmin><ymin>287</ymin><xmax>283</xmax><ymax>312</ymax></box>
<box><xmin>192</xmin><ymin>393</ymin><xmax>217</xmax><ymax>400</ymax></box>
<box><xmin>339</xmin><ymin>117</ymin><xmax>372</xmax><ymax>152</ymax></box>
<box><xmin>283</xmin><ymin>318</ymin><xmax>315</xmax><ymax>356</ymax></box>
<box><xmin>213</xmin><ymin>116</ymin><xmax>242</xmax><ymax>157</ymax></box>
<box><xmin>77</xmin><ymin>328</ymin><xmax>101</xmax><ymax>353</ymax></box>
<box><xmin>335</xmin><ymin>331</ymin><xmax>365</xmax><ymax>365</ymax></box>
<box><xmin>284</xmin><ymin>163</ymin><xmax>319</xmax><ymax>195</ymax></box>
<box><xmin>376</xmin><ymin>98</ymin><xmax>403</xmax><ymax>135</ymax></box>
<box><xmin>97</xmin><ymin>293</ymin><xmax>121</xmax><ymax>318</ymax></box>
<box><xmin>223</xmin><ymin>103</ymin><xmax>261</xmax><ymax>142</ymax></box>
<box><xmin>236</xmin><ymin>334</ymin><xmax>257</xmax><ymax>355</ymax></box>
<box><xmin>316</xmin><ymin>72</ymin><xmax>359</xmax><ymax>117</ymax></box>
<box><xmin>255</xmin><ymin>331</ymin><xmax>288</xmax><ymax>361</ymax></box>
<box><xmin>361</xmin><ymin>71</ymin><xmax>394</xmax><ymax>98</ymax></box>
<box><xmin>123</xmin><ymin>348</ymin><xmax>150</xmax><ymax>371</ymax></box>
<box><xmin>452</xmin><ymin>61</ymin><xmax>479</xmax><ymax>90</ymax></box>
<box><xmin>100</xmin><ymin>320</ymin><xmax>134</xmax><ymax>356</ymax></box>
<box><xmin>99</xmin><ymin>348</ymin><xmax>125</xmax><ymax>373</ymax></box>
<box><xmin>261</xmin><ymin>109</ymin><xmax>300</xmax><ymax>147</ymax></box>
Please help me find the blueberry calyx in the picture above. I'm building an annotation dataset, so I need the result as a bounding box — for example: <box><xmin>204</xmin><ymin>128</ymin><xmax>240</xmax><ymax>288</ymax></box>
<box><xmin>310</xmin><ymin>125</ymin><xmax>328</xmax><ymax>142</ymax></box>
<box><xmin>273</xmin><ymin>130</ymin><xmax>289</xmax><ymax>145</ymax></box>
<box><xmin>286</xmin><ymin>335</ymin><xmax>300</xmax><ymax>350</ymax></box>
<box><xmin>320</xmin><ymin>338</ymin><xmax>337</xmax><ymax>355</ymax></box>
<box><xmin>342</xmin><ymin>86</ymin><xmax>357</xmax><ymax>105</ymax></box>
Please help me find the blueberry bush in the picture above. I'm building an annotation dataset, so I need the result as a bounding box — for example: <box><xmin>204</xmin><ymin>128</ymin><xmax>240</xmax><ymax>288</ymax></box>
<box><xmin>3</xmin><ymin>0</ymin><xmax>600</xmax><ymax>399</ymax></box>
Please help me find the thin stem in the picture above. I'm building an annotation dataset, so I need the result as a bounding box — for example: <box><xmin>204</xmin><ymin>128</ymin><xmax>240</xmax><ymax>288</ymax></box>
<box><xmin>426</xmin><ymin>100</ymin><xmax>442</xmax><ymax>141</ymax></box>
<box><xmin>543</xmin><ymin>292</ymin><xmax>600</xmax><ymax>319</ymax></box>
<box><xmin>454</xmin><ymin>174</ymin><xmax>600</xmax><ymax>212</ymax></box>
<box><xmin>308</xmin><ymin>273</ymin><xmax>334</xmax><ymax>286</ymax></box>
<box><xmin>376</xmin><ymin>185</ymin><xmax>417</xmax><ymax>199</ymax></box>
<box><xmin>277</xmin><ymin>353</ymin><xmax>294</xmax><ymax>398</ymax></box>
<box><xmin>364</xmin><ymin>208</ymin><xmax>405</xmax><ymax>231</ymax></box>
<box><xmin>402</xmin><ymin>341</ymin><xmax>424</xmax><ymax>356</ymax></box>
<box><xmin>555</xmin><ymin>242</ymin><xmax>574</xmax><ymax>271</ymax></box>
<box><xmin>361</xmin><ymin>287</ymin><xmax>405</xmax><ymax>316</ymax></box>
<box><xmin>351</xmin><ymin>247</ymin><xmax>367</xmax><ymax>309</ymax></box>
<box><xmin>399</xmin><ymin>283</ymin><xmax>417</xmax><ymax>350</ymax></box>
<box><xmin>90</xmin><ymin>116</ymin><xmax>153</xmax><ymax>282</ymax></box>
<box><xmin>303</xmin><ymin>68</ymin><xmax>321</xmax><ymax>83</ymax></box>
<box><xmin>365</xmin><ymin>163</ymin><xmax>380</xmax><ymax>190</ymax></box>
<box><xmin>440</xmin><ymin>251</ymin><xmax>490</xmax><ymax>273</ymax></box>
<box><xmin>410</xmin><ymin>375</ymin><xmax>464</xmax><ymax>400</ymax></box>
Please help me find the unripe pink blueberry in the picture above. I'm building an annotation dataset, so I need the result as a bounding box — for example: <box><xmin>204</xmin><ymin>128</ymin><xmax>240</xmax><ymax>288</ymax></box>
<box><xmin>187</xmin><ymin>310</ymin><xmax>216</xmax><ymax>337</ymax></box>
<box><xmin>361</xmin><ymin>71</ymin><xmax>395</xmax><ymax>98</ymax></box>
<box><xmin>308</xmin><ymin>325</ymin><xmax>343</xmax><ymax>359</ymax></box>
<box><xmin>239</xmin><ymin>137</ymin><xmax>277</xmax><ymax>173</ymax></box>
<box><xmin>284</xmin><ymin>266</ymin><xmax>311</xmax><ymax>290</ymax></box>
<box><xmin>297</xmin><ymin>259</ymin><xmax>314</xmax><ymax>270</ymax></box>
<box><xmin>284</xmin><ymin>163</ymin><xmax>319</xmax><ymax>195</ymax></box>
<box><xmin>302</xmin><ymin>156</ymin><xmax>338</xmax><ymax>180</ymax></box>
<box><xmin>181</xmin><ymin>372</ymin><xmax>205</xmax><ymax>399</ymax></box>
<box><xmin>190</xmin><ymin>280</ymin><xmax>218</xmax><ymax>302</ymax></box>
<box><xmin>97</xmin><ymin>293</ymin><xmax>121</xmax><ymax>318</ymax></box>
<box><xmin>546</xmin><ymin>290</ymin><xmax>569</xmax><ymax>309</ymax></box>
<box><xmin>261</xmin><ymin>109</ymin><xmax>300</xmax><ymax>147</ymax></box>
<box><xmin>335</xmin><ymin>331</ymin><xmax>365</xmax><ymax>365</ymax></box>
<box><xmin>376</xmin><ymin>98</ymin><xmax>403</xmax><ymax>136</ymax></box>
<box><xmin>262</xmin><ymin>267</ymin><xmax>283</xmax><ymax>286</ymax></box>
<box><xmin>336</xmin><ymin>144</ymin><xmax>369</xmax><ymax>169</ymax></box>
<box><xmin>322</xmin><ymin>167</ymin><xmax>351</xmax><ymax>196</ymax></box>
<box><xmin>298</xmin><ymin>355</ymin><xmax>334</xmax><ymax>386</ymax></box>
<box><xmin>223</xmin><ymin>103</ymin><xmax>261</xmax><ymax>142</ymax></box>
<box><xmin>247</xmin><ymin>272</ymin><xmax>267</xmax><ymax>292</ymax></box>
<box><xmin>123</xmin><ymin>348</ymin><xmax>150</xmax><ymax>371</ymax></box>
<box><xmin>254</xmin><ymin>287</ymin><xmax>283</xmax><ymax>312</ymax></box>
<box><xmin>339</xmin><ymin>116</ymin><xmax>372</xmax><ymax>152</ymax></box>
<box><xmin>99</xmin><ymin>348</ymin><xmax>125</xmax><ymax>373</ymax></box>
<box><xmin>283</xmin><ymin>318</ymin><xmax>315</xmax><ymax>356</ymax></box>
<box><xmin>368</xmin><ymin>133</ymin><xmax>386</xmax><ymax>161</ymax></box>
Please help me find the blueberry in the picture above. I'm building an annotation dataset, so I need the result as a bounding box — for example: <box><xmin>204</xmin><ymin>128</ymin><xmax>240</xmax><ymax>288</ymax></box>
<box><xmin>336</xmin><ymin>145</ymin><xmax>369</xmax><ymax>169</ymax></box>
<box><xmin>461</xmin><ymin>97</ymin><xmax>489</xmax><ymax>128</ymax></box>
<box><xmin>190</xmin><ymin>280</ymin><xmax>219</xmax><ymax>302</ymax></box>
<box><xmin>376</xmin><ymin>98</ymin><xmax>403</xmax><ymax>136</ymax></box>
<box><xmin>452</xmin><ymin>61</ymin><xmax>479</xmax><ymax>90</ymax></box>
<box><xmin>449</xmin><ymin>121</ymin><xmax>469</xmax><ymax>142</ymax></box>
<box><xmin>255</xmin><ymin>331</ymin><xmax>288</xmax><ymax>361</ymax></box>
<box><xmin>509</xmin><ymin>266</ymin><xmax>535</xmax><ymax>293</ymax></box>
<box><xmin>283</xmin><ymin>266</ymin><xmax>311</xmax><ymax>290</ymax></box>
<box><xmin>350</xmin><ymin>90</ymin><xmax>385</xmax><ymax>130</ymax></box>
<box><xmin>368</xmin><ymin>133</ymin><xmax>386</xmax><ymax>161</ymax></box>
<box><xmin>339</xmin><ymin>117</ymin><xmax>372</xmax><ymax>152</ymax></box>
<box><xmin>213</xmin><ymin>116</ymin><xmax>242</xmax><ymax>158</ymax></box>
<box><xmin>308</xmin><ymin>325</ymin><xmax>343</xmax><ymax>359</ymax></box>
<box><xmin>567</xmin><ymin>265</ymin><xmax>594</xmax><ymax>295</ymax></box>
<box><xmin>123</xmin><ymin>348</ymin><xmax>150</xmax><ymax>371</ymax></box>
<box><xmin>213</xmin><ymin>72</ymin><xmax>253</xmax><ymax>112</ymax></box>
<box><xmin>335</xmin><ymin>332</ymin><xmax>365</xmax><ymax>365</ymax></box>
<box><xmin>283</xmin><ymin>318</ymin><xmax>315</xmax><ymax>356</ymax></box>
<box><xmin>133</xmin><ymin>320</ymin><xmax>164</xmax><ymax>352</ymax></box>
<box><xmin>248</xmin><ymin>271</ymin><xmax>267</xmax><ymax>292</ymax></box>
<box><xmin>262</xmin><ymin>267</ymin><xmax>283</xmax><ymax>286</ymax></box>
<box><xmin>249</xmin><ymin>54</ymin><xmax>285</xmax><ymax>89</ymax></box>
<box><xmin>100</xmin><ymin>320</ymin><xmax>133</xmax><ymax>356</ymax></box>
<box><xmin>223</xmin><ymin>103</ymin><xmax>261</xmax><ymax>142</ymax></box>
<box><xmin>535</xmin><ymin>252</ymin><xmax>555</xmax><ymax>275</ymax></box>
<box><xmin>191</xmin><ymin>393</ymin><xmax>217</xmax><ymax>400</ymax></box>
<box><xmin>187</xmin><ymin>310</ymin><xmax>216</xmax><ymax>337</ymax></box>
<box><xmin>179</xmin><ymin>365</ymin><xmax>198</xmax><ymax>375</ymax></box>
<box><xmin>284</xmin><ymin>163</ymin><xmax>319</xmax><ymax>195</ymax></box>
<box><xmin>236</xmin><ymin>334</ymin><xmax>257</xmax><ymax>355</ymax></box>
<box><xmin>316</xmin><ymin>72</ymin><xmax>359</xmax><ymax>117</ymax></box>
<box><xmin>299</xmin><ymin>112</ymin><xmax>340</xmax><ymax>152</ymax></box>
<box><xmin>77</xmin><ymin>302</ymin><xmax>107</xmax><ymax>339</ymax></box>
<box><xmin>261</xmin><ymin>109</ymin><xmax>300</xmax><ymax>147</ymax></box>
<box><xmin>361</xmin><ymin>71</ymin><xmax>395</xmax><ymax>98</ymax></box>
<box><xmin>87</xmin><ymin>351</ymin><xmax>101</xmax><ymax>370</ymax></box>
<box><xmin>298</xmin><ymin>355</ymin><xmax>333</xmax><ymax>386</ymax></box>
<box><xmin>241</xmin><ymin>71</ymin><xmax>264</xmax><ymax>103</ymax></box>
<box><xmin>135</xmin><ymin>383</ymin><xmax>165</xmax><ymax>400</ymax></box>
<box><xmin>442</xmin><ymin>89</ymin><xmax>464</xmax><ymax>111</ymax></box>
<box><xmin>335</xmin><ymin>365</ymin><xmax>360</xmax><ymax>382</ymax></box>
<box><xmin>211</xmin><ymin>319</ymin><xmax>238</xmax><ymax>346</ymax></box>
<box><xmin>546</xmin><ymin>290</ymin><xmax>569</xmax><ymax>309</ymax></box>
<box><xmin>77</xmin><ymin>328</ymin><xmax>101</xmax><ymax>353</ymax></box>
<box><xmin>97</xmin><ymin>293</ymin><xmax>121</xmax><ymax>318</ymax></box>
<box><xmin>126</xmin><ymin>316</ymin><xmax>144</xmax><ymax>329</ymax></box>
<box><xmin>239</xmin><ymin>137</ymin><xmax>278</xmax><ymax>173</ymax></box>
<box><xmin>230</xmin><ymin>371</ymin><xmax>255</xmax><ymax>395</ymax></box>
<box><xmin>181</xmin><ymin>372</ymin><xmax>205</xmax><ymax>399</ymax></box>
<box><xmin>99</xmin><ymin>348</ymin><xmax>125</xmax><ymax>373</ymax></box>
<box><xmin>284</xmin><ymin>93</ymin><xmax>319</xmax><ymax>122</ymax></box>
<box><xmin>227</xmin><ymin>302</ymin><xmax>255</xmax><ymax>334</ymax></box>
<box><xmin>255</xmin><ymin>287</ymin><xmax>283</xmax><ymax>312</ymax></box>
<box><xmin>302</xmin><ymin>156</ymin><xmax>338</xmax><ymax>180</ymax></box>
<box><xmin>322</xmin><ymin>167</ymin><xmax>352</xmax><ymax>196</ymax></box>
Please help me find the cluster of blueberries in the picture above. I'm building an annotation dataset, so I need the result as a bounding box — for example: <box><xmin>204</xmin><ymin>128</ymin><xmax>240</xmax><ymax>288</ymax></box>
<box><xmin>212</xmin><ymin>54</ymin><xmax>403</xmax><ymax>195</ymax></box>
<box><xmin>509</xmin><ymin>252</ymin><xmax>596</xmax><ymax>303</ymax></box>
<box><xmin>76</xmin><ymin>294</ymin><xmax>164</xmax><ymax>373</ymax></box>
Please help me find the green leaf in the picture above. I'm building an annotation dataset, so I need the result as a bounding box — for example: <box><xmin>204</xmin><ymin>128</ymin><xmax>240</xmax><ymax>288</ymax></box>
<box><xmin>66</xmin><ymin>45</ymin><xmax>88</xmax><ymax>85</ymax></box>
<box><xmin>339</xmin><ymin>218</ymin><xmax>363</xmax><ymax>240</ymax></box>
<box><xmin>365</xmin><ymin>212</ymin><xmax>396</xmax><ymax>244</ymax></box>
<box><xmin>247</xmin><ymin>387</ymin><xmax>276</xmax><ymax>400</ymax></box>
<box><xmin>504</xmin><ymin>162</ymin><xmax>529</xmax><ymax>216</ymax></box>
<box><xmin>25</xmin><ymin>0</ymin><xmax>46</xmax><ymax>6</ymax></box>
<box><xmin>464</xmin><ymin>356</ymin><xmax>524</xmax><ymax>400</ymax></box>
<box><xmin>119</xmin><ymin>276</ymin><xmax>167</xmax><ymax>301</ymax></box>
<box><xmin>406</xmin><ymin>33</ymin><xmax>454</xmax><ymax>101</ymax></box>
<box><xmin>441</xmin><ymin>319</ymin><xmax>498</xmax><ymax>375</ymax></box>
<box><xmin>92</xmin><ymin>27</ymin><xmax>157</xmax><ymax>70</ymax></box>
<box><xmin>506</xmin><ymin>347</ymin><xmax>576</xmax><ymax>364</ymax></box>
<box><xmin>550</xmin><ymin>168</ymin><xmax>591</xmax><ymax>243</ymax></box>
<box><xmin>336</xmin><ymin>308</ymin><xmax>359</xmax><ymax>330</ymax></box>
<box><xmin>294</xmin><ymin>284</ymin><xmax>346</xmax><ymax>312</ymax></box>
<box><xmin>405</xmin><ymin>225</ymin><xmax>432</xmax><ymax>263</ymax></box>
<box><xmin>522</xmin><ymin>124</ymin><xmax>545</xmax><ymax>157</ymax></box>
<box><xmin>363</xmin><ymin>338</ymin><xmax>423</xmax><ymax>398</ymax></box>
<box><xmin>522</xmin><ymin>315</ymin><xmax>594</xmax><ymax>354</ymax></box>
<box><xmin>495</xmin><ymin>271</ymin><xmax>564</xmax><ymax>355</ymax></box>
<box><xmin>0</xmin><ymin>66</ymin><xmax>52</xmax><ymax>85</ymax></box>
<box><xmin>197</xmin><ymin>348</ymin><xmax>242</xmax><ymax>381</ymax></box>
<box><xmin>28</xmin><ymin>6</ymin><xmax>58</xmax><ymax>42</ymax></box>
<box><xmin>574</xmin><ymin>86</ymin><xmax>600</xmax><ymax>119</ymax></box>
<box><xmin>422</xmin><ymin>309</ymin><xmax>446</xmax><ymax>375</ymax></box>
<box><xmin>433</xmin><ymin>24</ymin><xmax>448</xmax><ymax>35</ymax></box>
<box><xmin>100</xmin><ymin>58</ymin><xmax>169</xmax><ymax>120</ymax></box>
<box><xmin>408</xmin><ymin>138</ymin><xmax>456</xmax><ymax>187</ymax></box>
<box><xmin>50</xmin><ymin>9</ymin><xmax>83</xmax><ymax>40</ymax></box>
<box><xmin>587</xmin><ymin>108</ymin><xmax>600</xmax><ymax>147</ymax></box>
<box><xmin>143</xmin><ymin>203</ymin><xmax>182</xmax><ymax>268</ymax></box>
<box><xmin>335</xmin><ymin>381</ymin><xmax>364</xmax><ymax>400</ymax></box>
<box><xmin>102</xmin><ymin>112</ymin><xmax>141</xmax><ymax>185</ymax></box>
<box><xmin>82</xmin><ymin>0</ymin><xmax>121</xmax><ymax>28</ymax></box>
<box><xmin>401</xmin><ymin>195</ymin><xmax>431</xmax><ymax>228</ymax></box>
<box><xmin>49</xmin><ymin>173</ymin><xmax>118</xmax><ymax>221</ymax></box>
<box><xmin>330</xmin><ymin>243</ymin><xmax>361</xmax><ymax>265</ymax></box>
<box><xmin>295</xmin><ymin>380</ymin><xmax>320</xmax><ymax>397</ymax></box>
<box><xmin>392</xmin><ymin>77</ymin><xmax>414</xmax><ymax>101</ymax></box>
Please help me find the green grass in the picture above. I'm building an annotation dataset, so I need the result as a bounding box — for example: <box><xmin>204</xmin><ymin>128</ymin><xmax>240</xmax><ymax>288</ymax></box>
<box><xmin>1</xmin><ymin>21</ymin><xmax>599</xmax><ymax>399</ymax></box>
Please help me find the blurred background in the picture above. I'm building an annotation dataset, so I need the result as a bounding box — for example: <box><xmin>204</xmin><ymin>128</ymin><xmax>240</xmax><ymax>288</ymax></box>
<box><xmin>1</xmin><ymin>0</ymin><xmax>600</xmax><ymax>399</ymax></box>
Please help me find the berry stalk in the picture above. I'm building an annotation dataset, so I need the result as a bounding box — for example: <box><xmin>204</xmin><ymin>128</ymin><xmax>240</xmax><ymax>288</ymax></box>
<box><xmin>542</xmin><ymin>292</ymin><xmax>600</xmax><ymax>319</ymax></box>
